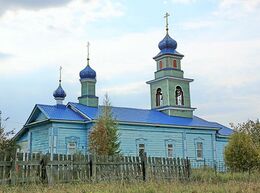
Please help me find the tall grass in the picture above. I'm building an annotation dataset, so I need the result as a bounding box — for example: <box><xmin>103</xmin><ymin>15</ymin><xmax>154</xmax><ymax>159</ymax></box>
<box><xmin>0</xmin><ymin>169</ymin><xmax>260</xmax><ymax>193</ymax></box>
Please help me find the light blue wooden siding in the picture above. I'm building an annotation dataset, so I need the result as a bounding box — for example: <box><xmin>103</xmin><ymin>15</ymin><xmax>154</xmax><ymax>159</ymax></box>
<box><xmin>186</xmin><ymin>131</ymin><xmax>215</xmax><ymax>161</ymax></box>
<box><xmin>216</xmin><ymin>137</ymin><xmax>228</xmax><ymax>161</ymax></box>
<box><xmin>52</xmin><ymin>122</ymin><xmax>89</xmax><ymax>154</ymax></box>
<box><xmin>17</xmin><ymin>131</ymin><xmax>28</xmax><ymax>142</ymax></box>
<box><xmin>30</xmin><ymin>124</ymin><xmax>51</xmax><ymax>153</ymax></box>
<box><xmin>119</xmin><ymin>124</ymin><xmax>191</xmax><ymax>158</ymax></box>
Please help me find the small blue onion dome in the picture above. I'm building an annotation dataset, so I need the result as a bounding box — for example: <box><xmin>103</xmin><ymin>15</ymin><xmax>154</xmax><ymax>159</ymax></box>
<box><xmin>158</xmin><ymin>33</ymin><xmax>177</xmax><ymax>52</ymax></box>
<box><xmin>53</xmin><ymin>84</ymin><xmax>66</xmax><ymax>98</ymax></box>
<box><xmin>79</xmin><ymin>65</ymin><xmax>96</xmax><ymax>79</ymax></box>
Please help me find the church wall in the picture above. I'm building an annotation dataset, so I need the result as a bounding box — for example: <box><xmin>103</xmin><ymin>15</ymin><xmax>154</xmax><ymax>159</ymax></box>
<box><xmin>51</xmin><ymin>122</ymin><xmax>90</xmax><ymax>155</ymax></box>
<box><xmin>16</xmin><ymin>131</ymin><xmax>29</xmax><ymax>153</ymax></box>
<box><xmin>186</xmin><ymin>132</ymin><xmax>215</xmax><ymax>161</ymax></box>
<box><xmin>118</xmin><ymin>124</ymin><xmax>217</xmax><ymax>162</ymax></box>
<box><xmin>216</xmin><ymin>137</ymin><xmax>228</xmax><ymax>161</ymax></box>
<box><xmin>30</xmin><ymin>124</ymin><xmax>51</xmax><ymax>154</ymax></box>
<box><xmin>119</xmin><ymin>125</ymin><xmax>184</xmax><ymax>157</ymax></box>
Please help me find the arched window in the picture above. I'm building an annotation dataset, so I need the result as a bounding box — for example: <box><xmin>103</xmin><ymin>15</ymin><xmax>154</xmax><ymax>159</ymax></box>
<box><xmin>159</xmin><ymin>61</ymin><xmax>163</xmax><ymax>69</ymax></box>
<box><xmin>175</xmin><ymin>86</ymin><xmax>184</xmax><ymax>106</ymax></box>
<box><xmin>173</xmin><ymin>60</ymin><xmax>177</xmax><ymax>68</ymax></box>
<box><xmin>156</xmin><ymin>88</ymin><xmax>163</xmax><ymax>107</ymax></box>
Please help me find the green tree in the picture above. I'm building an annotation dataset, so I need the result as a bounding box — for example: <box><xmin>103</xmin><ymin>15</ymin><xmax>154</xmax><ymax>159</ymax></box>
<box><xmin>225</xmin><ymin>120</ymin><xmax>260</xmax><ymax>172</ymax></box>
<box><xmin>224</xmin><ymin>133</ymin><xmax>258</xmax><ymax>172</ymax></box>
<box><xmin>89</xmin><ymin>94</ymin><xmax>120</xmax><ymax>156</ymax></box>
<box><xmin>0</xmin><ymin>126</ymin><xmax>17</xmax><ymax>154</ymax></box>
<box><xmin>230</xmin><ymin>119</ymin><xmax>260</xmax><ymax>149</ymax></box>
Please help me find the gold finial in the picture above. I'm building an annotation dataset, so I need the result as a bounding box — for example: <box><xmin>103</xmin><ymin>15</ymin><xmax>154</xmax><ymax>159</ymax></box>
<box><xmin>87</xmin><ymin>41</ymin><xmax>90</xmax><ymax>65</ymax></box>
<box><xmin>164</xmin><ymin>12</ymin><xmax>170</xmax><ymax>34</ymax></box>
<box><xmin>59</xmin><ymin>66</ymin><xmax>62</xmax><ymax>84</ymax></box>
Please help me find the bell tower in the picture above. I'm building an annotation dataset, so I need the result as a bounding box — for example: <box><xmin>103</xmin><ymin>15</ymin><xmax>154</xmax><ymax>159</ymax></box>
<box><xmin>78</xmin><ymin>42</ymin><xmax>99</xmax><ymax>107</ymax></box>
<box><xmin>146</xmin><ymin>13</ymin><xmax>195</xmax><ymax>118</ymax></box>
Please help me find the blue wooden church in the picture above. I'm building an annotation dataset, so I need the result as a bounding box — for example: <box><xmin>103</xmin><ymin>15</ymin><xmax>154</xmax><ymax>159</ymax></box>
<box><xmin>14</xmin><ymin>15</ymin><xmax>232</xmax><ymax>163</ymax></box>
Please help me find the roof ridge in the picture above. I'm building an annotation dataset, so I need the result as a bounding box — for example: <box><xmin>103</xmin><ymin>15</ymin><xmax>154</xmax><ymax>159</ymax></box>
<box><xmin>69</xmin><ymin>102</ymin><xmax>152</xmax><ymax>111</ymax></box>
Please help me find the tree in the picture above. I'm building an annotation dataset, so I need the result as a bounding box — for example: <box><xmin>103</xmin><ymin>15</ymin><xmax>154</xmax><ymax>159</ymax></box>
<box><xmin>89</xmin><ymin>94</ymin><xmax>120</xmax><ymax>156</ymax></box>
<box><xmin>0</xmin><ymin>125</ymin><xmax>17</xmax><ymax>154</ymax></box>
<box><xmin>230</xmin><ymin>119</ymin><xmax>260</xmax><ymax>149</ymax></box>
<box><xmin>225</xmin><ymin>119</ymin><xmax>260</xmax><ymax>172</ymax></box>
<box><xmin>224</xmin><ymin>132</ymin><xmax>259</xmax><ymax>172</ymax></box>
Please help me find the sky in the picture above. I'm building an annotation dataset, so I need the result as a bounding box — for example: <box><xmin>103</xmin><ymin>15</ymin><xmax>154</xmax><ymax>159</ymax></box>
<box><xmin>0</xmin><ymin>0</ymin><xmax>259</xmax><ymax>134</ymax></box>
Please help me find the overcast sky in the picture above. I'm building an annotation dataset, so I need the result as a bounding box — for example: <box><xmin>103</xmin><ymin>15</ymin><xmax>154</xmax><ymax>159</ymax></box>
<box><xmin>0</xmin><ymin>0</ymin><xmax>259</xmax><ymax>134</ymax></box>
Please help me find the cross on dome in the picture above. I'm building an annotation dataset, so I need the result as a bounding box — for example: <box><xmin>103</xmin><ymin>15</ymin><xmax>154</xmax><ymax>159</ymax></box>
<box><xmin>87</xmin><ymin>42</ymin><xmax>90</xmax><ymax>65</ymax></box>
<box><xmin>59</xmin><ymin>66</ymin><xmax>62</xmax><ymax>84</ymax></box>
<box><xmin>164</xmin><ymin>12</ymin><xmax>170</xmax><ymax>33</ymax></box>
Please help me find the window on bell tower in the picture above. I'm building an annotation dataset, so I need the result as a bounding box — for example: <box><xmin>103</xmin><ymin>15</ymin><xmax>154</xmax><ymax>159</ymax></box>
<box><xmin>175</xmin><ymin>86</ymin><xmax>184</xmax><ymax>106</ymax></box>
<box><xmin>159</xmin><ymin>61</ymin><xmax>163</xmax><ymax>69</ymax></box>
<box><xmin>173</xmin><ymin>60</ymin><xmax>177</xmax><ymax>68</ymax></box>
<box><xmin>156</xmin><ymin>88</ymin><xmax>163</xmax><ymax>107</ymax></box>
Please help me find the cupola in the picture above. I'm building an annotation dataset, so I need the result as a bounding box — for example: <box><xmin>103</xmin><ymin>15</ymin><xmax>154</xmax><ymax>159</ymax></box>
<box><xmin>53</xmin><ymin>66</ymin><xmax>66</xmax><ymax>105</ymax></box>
<box><xmin>79</xmin><ymin>64</ymin><xmax>96</xmax><ymax>79</ymax></box>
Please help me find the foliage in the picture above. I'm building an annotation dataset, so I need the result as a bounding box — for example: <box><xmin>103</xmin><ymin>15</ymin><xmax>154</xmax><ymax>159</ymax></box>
<box><xmin>89</xmin><ymin>94</ymin><xmax>120</xmax><ymax>156</ymax></box>
<box><xmin>0</xmin><ymin>126</ymin><xmax>17</xmax><ymax>154</ymax></box>
<box><xmin>230</xmin><ymin>119</ymin><xmax>260</xmax><ymax>149</ymax></box>
<box><xmin>224</xmin><ymin>132</ymin><xmax>259</xmax><ymax>172</ymax></box>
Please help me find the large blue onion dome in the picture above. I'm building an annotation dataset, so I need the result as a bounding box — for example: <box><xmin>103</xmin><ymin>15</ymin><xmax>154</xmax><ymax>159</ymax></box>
<box><xmin>79</xmin><ymin>64</ymin><xmax>96</xmax><ymax>79</ymax></box>
<box><xmin>53</xmin><ymin>84</ymin><xmax>66</xmax><ymax>99</ymax></box>
<box><xmin>158</xmin><ymin>33</ymin><xmax>177</xmax><ymax>52</ymax></box>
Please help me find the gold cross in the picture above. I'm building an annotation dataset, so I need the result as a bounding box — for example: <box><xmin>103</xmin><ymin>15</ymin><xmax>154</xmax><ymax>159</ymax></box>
<box><xmin>87</xmin><ymin>42</ymin><xmax>90</xmax><ymax>65</ymax></box>
<box><xmin>59</xmin><ymin>66</ymin><xmax>62</xmax><ymax>84</ymax></box>
<box><xmin>164</xmin><ymin>12</ymin><xmax>170</xmax><ymax>33</ymax></box>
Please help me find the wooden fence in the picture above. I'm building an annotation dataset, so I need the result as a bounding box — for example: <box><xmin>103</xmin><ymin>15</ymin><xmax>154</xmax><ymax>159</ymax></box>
<box><xmin>0</xmin><ymin>152</ymin><xmax>191</xmax><ymax>185</ymax></box>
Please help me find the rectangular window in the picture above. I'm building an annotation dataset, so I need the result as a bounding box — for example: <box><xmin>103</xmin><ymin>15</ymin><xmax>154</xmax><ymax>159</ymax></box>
<box><xmin>139</xmin><ymin>143</ymin><xmax>145</xmax><ymax>157</ymax></box>
<box><xmin>167</xmin><ymin>144</ymin><xmax>173</xmax><ymax>157</ymax></box>
<box><xmin>67</xmin><ymin>142</ymin><xmax>77</xmax><ymax>155</ymax></box>
<box><xmin>196</xmin><ymin>142</ymin><xmax>203</xmax><ymax>159</ymax></box>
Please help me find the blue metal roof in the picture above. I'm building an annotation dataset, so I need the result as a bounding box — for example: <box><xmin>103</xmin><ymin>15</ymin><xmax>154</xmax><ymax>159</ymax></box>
<box><xmin>53</xmin><ymin>84</ymin><xmax>66</xmax><ymax>99</ymax></box>
<box><xmin>68</xmin><ymin>102</ymin><xmax>232</xmax><ymax>132</ymax></box>
<box><xmin>80</xmin><ymin>64</ymin><xmax>96</xmax><ymax>79</ymax></box>
<box><xmin>37</xmin><ymin>104</ymin><xmax>85</xmax><ymax>122</ymax></box>
<box><xmin>154</xmin><ymin>33</ymin><xmax>184</xmax><ymax>59</ymax></box>
<box><xmin>24</xmin><ymin>102</ymin><xmax>232</xmax><ymax>136</ymax></box>
<box><xmin>209</xmin><ymin>122</ymin><xmax>233</xmax><ymax>136</ymax></box>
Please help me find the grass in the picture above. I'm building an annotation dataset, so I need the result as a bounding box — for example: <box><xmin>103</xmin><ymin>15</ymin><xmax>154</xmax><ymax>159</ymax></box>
<box><xmin>0</xmin><ymin>169</ymin><xmax>260</xmax><ymax>193</ymax></box>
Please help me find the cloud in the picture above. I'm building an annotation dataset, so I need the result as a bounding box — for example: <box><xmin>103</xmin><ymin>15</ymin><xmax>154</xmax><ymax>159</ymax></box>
<box><xmin>0</xmin><ymin>52</ymin><xmax>12</xmax><ymax>60</ymax></box>
<box><xmin>0</xmin><ymin>0</ymin><xmax>125</xmax><ymax>76</ymax></box>
<box><xmin>180</xmin><ymin>20</ymin><xmax>216</xmax><ymax>30</ymax></box>
<box><xmin>0</xmin><ymin>0</ymin><xmax>74</xmax><ymax>16</ymax></box>
<box><xmin>214</xmin><ymin>0</ymin><xmax>260</xmax><ymax>19</ymax></box>
<box><xmin>171</xmin><ymin>0</ymin><xmax>197</xmax><ymax>4</ymax></box>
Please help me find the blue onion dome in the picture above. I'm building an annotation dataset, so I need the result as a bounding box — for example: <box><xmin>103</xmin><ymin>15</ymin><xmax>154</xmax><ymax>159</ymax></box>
<box><xmin>53</xmin><ymin>84</ymin><xmax>66</xmax><ymax>99</ymax></box>
<box><xmin>158</xmin><ymin>33</ymin><xmax>177</xmax><ymax>52</ymax></box>
<box><xmin>79</xmin><ymin>64</ymin><xmax>96</xmax><ymax>79</ymax></box>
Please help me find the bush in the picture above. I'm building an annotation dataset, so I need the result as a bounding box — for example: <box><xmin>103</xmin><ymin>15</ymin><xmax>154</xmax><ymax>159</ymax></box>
<box><xmin>224</xmin><ymin>132</ymin><xmax>259</xmax><ymax>172</ymax></box>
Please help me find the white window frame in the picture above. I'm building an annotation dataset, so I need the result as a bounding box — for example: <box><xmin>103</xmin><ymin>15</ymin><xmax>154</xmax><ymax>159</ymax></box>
<box><xmin>167</xmin><ymin>143</ymin><xmax>174</xmax><ymax>158</ymax></box>
<box><xmin>196</xmin><ymin>142</ymin><xmax>203</xmax><ymax>160</ymax></box>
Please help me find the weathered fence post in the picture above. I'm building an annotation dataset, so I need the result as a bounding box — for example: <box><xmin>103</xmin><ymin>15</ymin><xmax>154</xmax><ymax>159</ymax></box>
<box><xmin>89</xmin><ymin>155</ymin><xmax>92</xmax><ymax>179</ymax></box>
<box><xmin>91</xmin><ymin>152</ymin><xmax>96</xmax><ymax>182</ymax></box>
<box><xmin>186</xmin><ymin>157</ymin><xmax>191</xmax><ymax>179</ymax></box>
<box><xmin>40</xmin><ymin>154</ymin><xmax>47</xmax><ymax>183</ymax></box>
<box><xmin>141</xmin><ymin>153</ymin><xmax>147</xmax><ymax>181</ymax></box>
<box><xmin>10</xmin><ymin>152</ymin><xmax>17</xmax><ymax>185</ymax></box>
<box><xmin>214</xmin><ymin>161</ymin><xmax>217</xmax><ymax>176</ymax></box>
